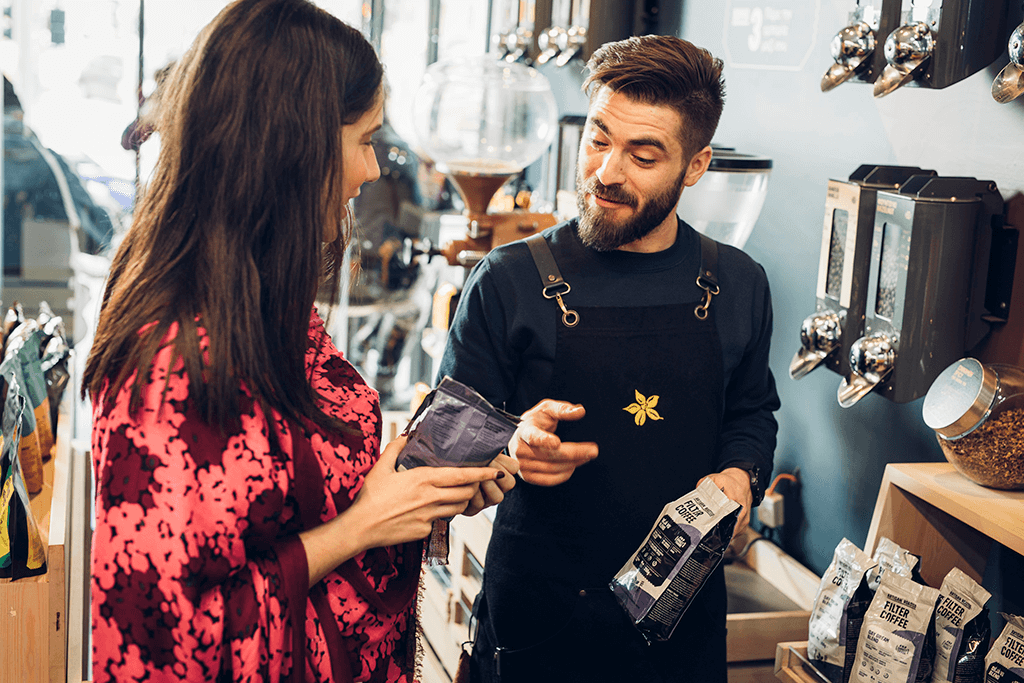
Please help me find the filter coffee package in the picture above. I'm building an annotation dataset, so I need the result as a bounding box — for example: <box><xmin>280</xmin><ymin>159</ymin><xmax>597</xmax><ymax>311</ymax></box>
<box><xmin>932</xmin><ymin>567</ymin><xmax>991</xmax><ymax>683</ymax></box>
<box><xmin>15</xmin><ymin>335</ymin><xmax>55</xmax><ymax>461</ymax></box>
<box><xmin>808</xmin><ymin>538</ymin><xmax>879</xmax><ymax>683</ymax></box>
<box><xmin>0</xmin><ymin>358</ymin><xmax>43</xmax><ymax>494</ymax></box>
<box><xmin>985</xmin><ymin>613</ymin><xmax>1024</xmax><ymax>683</ymax></box>
<box><xmin>395</xmin><ymin>376</ymin><xmax>519</xmax><ymax>470</ymax></box>
<box><xmin>0</xmin><ymin>375</ymin><xmax>48</xmax><ymax>579</ymax></box>
<box><xmin>40</xmin><ymin>336</ymin><xmax>70</xmax><ymax>436</ymax></box>
<box><xmin>609</xmin><ymin>478</ymin><xmax>740</xmax><ymax>642</ymax></box>
<box><xmin>850</xmin><ymin>572</ymin><xmax>942</xmax><ymax>683</ymax></box>
<box><xmin>867</xmin><ymin>537</ymin><xmax>922</xmax><ymax>592</ymax></box>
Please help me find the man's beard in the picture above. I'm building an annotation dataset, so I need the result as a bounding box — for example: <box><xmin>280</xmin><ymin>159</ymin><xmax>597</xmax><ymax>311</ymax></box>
<box><xmin>575</xmin><ymin>167</ymin><xmax>686</xmax><ymax>252</ymax></box>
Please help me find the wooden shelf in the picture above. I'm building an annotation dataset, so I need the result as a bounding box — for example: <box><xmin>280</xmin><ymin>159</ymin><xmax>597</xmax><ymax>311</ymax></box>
<box><xmin>774</xmin><ymin>462</ymin><xmax>1024</xmax><ymax>681</ymax></box>
<box><xmin>864</xmin><ymin>462</ymin><xmax>1023</xmax><ymax>587</ymax></box>
<box><xmin>774</xmin><ymin>642</ymin><xmax>830</xmax><ymax>683</ymax></box>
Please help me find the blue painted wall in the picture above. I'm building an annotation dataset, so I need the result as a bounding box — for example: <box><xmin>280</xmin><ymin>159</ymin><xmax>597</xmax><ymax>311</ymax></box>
<box><xmin>670</xmin><ymin>1</ymin><xmax>1024</xmax><ymax>582</ymax></box>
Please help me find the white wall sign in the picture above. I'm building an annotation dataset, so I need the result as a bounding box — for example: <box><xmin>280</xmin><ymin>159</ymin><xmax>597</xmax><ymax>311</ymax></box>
<box><xmin>722</xmin><ymin>0</ymin><xmax>821</xmax><ymax>71</ymax></box>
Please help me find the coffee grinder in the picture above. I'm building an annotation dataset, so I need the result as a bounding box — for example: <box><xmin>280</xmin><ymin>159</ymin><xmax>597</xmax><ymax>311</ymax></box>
<box><xmin>790</xmin><ymin>165</ymin><xmax>935</xmax><ymax>380</ymax></box>
<box><xmin>412</xmin><ymin>56</ymin><xmax>560</xmax><ymax>268</ymax></box>
<box><xmin>837</xmin><ymin>176</ymin><xmax>1013</xmax><ymax>407</ymax></box>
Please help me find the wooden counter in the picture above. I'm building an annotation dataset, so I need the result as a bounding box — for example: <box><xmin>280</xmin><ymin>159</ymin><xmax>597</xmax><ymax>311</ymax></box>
<box><xmin>774</xmin><ymin>462</ymin><xmax>1024</xmax><ymax>682</ymax></box>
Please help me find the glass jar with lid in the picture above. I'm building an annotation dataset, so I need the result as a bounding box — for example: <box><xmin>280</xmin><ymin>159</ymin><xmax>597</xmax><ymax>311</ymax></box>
<box><xmin>921</xmin><ymin>357</ymin><xmax>1024</xmax><ymax>490</ymax></box>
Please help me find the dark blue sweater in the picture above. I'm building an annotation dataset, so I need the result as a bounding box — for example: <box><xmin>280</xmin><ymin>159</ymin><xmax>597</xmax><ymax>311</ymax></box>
<box><xmin>438</xmin><ymin>217</ymin><xmax>781</xmax><ymax>488</ymax></box>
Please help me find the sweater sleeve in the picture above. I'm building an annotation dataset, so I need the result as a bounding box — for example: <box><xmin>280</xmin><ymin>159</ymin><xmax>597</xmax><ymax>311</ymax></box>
<box><xmin>91</xmin><ymin>346</ymin><xmax>309</xmax><ymax>683</ymax></box>
<box><xmin>716</xmin><ymin>268</ymin><xmax>781</xmax><ymax>495</ymax></box>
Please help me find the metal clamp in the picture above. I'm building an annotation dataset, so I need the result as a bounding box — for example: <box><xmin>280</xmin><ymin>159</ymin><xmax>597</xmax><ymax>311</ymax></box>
<box><xmin>543</xmin><ymin>281</ymin><xmax>579</xmax><ymax>327</ymax></box>
<box><xmin>694</xmin><ymin>275</ymin><xmax>720</xmax><ymax>320</ymax></box>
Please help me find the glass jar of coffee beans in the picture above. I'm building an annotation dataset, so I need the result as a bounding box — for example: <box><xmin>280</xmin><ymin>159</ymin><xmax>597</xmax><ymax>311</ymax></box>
<box><xmin>922</xmin><ymin>358</ymin><xmax>1024</xmax><ymax>490</ymax></box>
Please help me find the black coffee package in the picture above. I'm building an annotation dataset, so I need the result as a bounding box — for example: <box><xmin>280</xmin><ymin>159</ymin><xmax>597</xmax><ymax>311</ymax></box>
<box><xmin>396</xmin><ymin>376</ymin><xmax>518</xmax><ymax>470</ymax></box>
<box><xmin>932</xmin><ymin>567</ymin><xmax>991</xmax><ymax>683</ymax></box>
<box><xmin>985</xmin><ymin>613</ymin><xmax>1024</xmax><ymax>683</ymax></box>
<box><xmin>850</xmin><ymin>572</ymin><xmax>942</xmax><ymax>683</ymax></box>
<box><xmin>610</xmin><ymin>478</ymin><xmax>740</xmax><ymax>642</ymax></box>
<box><xmin>867</xmin><ymin>536</ymin><xmax>923</xmax><ymax>592</ymax></box>
<box><xmin>808</xmin><ymin>538</ymin><xmax>879</xmax><ymax>683</ymax></box>
<box><xmin>0</xmin><ymin>357</ymin><xmax>43</xmax><ymax>494</ymax></box>
<box><xmin>40</xmin><ymin>335</ymin><xmax>70</xmax><ymax>436</ymax></box>
<box><xmin>0</xmin><ymin>374</ymin><xmax>48</xmax><ymax>579</ymax></box>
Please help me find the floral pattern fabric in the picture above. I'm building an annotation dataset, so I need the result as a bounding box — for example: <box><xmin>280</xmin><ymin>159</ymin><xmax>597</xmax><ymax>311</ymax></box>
<box><xmin>91</xmin><ymin>310</ymin><xmax>418</xmax><ymax>683</ymax></box>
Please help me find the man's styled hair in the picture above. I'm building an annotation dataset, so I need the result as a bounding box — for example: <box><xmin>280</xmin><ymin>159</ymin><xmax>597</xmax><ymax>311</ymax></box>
<box><xmin>583</xmin><ymin>35</ymin><xmax>726</xmax><ymax>159</ymax></box>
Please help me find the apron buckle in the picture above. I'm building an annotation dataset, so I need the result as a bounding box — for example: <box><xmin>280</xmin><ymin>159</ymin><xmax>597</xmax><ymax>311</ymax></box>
<box><xmin>543</xmin><ymin>282</ymin><xmax>580</xmax><ymax>328</ymax></box>
<box><xmin>694</xmin><ymin>275</ymin><xmax>720</xmax><ymax>321</ymax></box>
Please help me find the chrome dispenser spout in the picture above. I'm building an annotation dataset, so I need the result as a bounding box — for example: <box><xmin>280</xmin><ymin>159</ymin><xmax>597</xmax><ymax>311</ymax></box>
<box><xmin>837</xmin><ymin>334</ymin><xmax>895</xmax><ymax>407</ymax></box>
<box><xmin>993</xmin><ymin>22</ymin><xmax>1024</xmax><ymax>103</ymax></box>
<box><xmin>874</xmin><ymin>22</ymin><xmax>934</xmax><ymax>97</ymax></box>
<box><xmin>821</xmin><ymin>22</ymin><xmax>876</xmax><ymax>92</ymax></box>
<box><xmin>789</xmin><ymin>311</ymin><xmax>842</xmax><ymax>379</ymax></box>
<box><xmin>536</xmin><ymin>26</ymin><xmax>567</xmax><ymax>65</ymax></box>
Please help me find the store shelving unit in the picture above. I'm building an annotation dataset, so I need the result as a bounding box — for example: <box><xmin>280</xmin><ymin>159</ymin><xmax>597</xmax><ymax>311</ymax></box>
<box><xmin>0</xmin><ymin>371</ymin><xmax>89</xmax><ymax>683</ymax></box>
<box><xmin>773</xmin><ymin>462</ymin><xmax>1024</xmax><ymax>682</ymax></box>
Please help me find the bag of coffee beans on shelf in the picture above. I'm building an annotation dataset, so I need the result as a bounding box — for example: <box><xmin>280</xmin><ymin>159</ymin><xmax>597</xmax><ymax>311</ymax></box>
<box><xmin>0</xmin><ymin>358</ymin><xmax>43</xmax><ymax>494</ymax></box>
<box><xmin>14</xmin><ymin>333</ymin><xmax>55</xmax><ymax>461</ymax></box>
<box><xmin>985</xmin><ymin>613</ymin><xmax>1024</xmax><ymax>683</ymax></box>
<box><xmin>0</xmin><ymin>374</ymin><xmax>48</xmax><ymax>579</ymax></box>
<box><xmin>40</xmin><ymin>334</ymin><xmax>70</xmax><ymax>436</ymax></box>
<box><xmin>851</xmin><ymin>572</ymin><xmax>941</xmax><ymax>683</ymax></box>
<box><xmin>931</xmin><ymin>567</ymin><xmax>991</xmax><ymax>683</ymax></box>
<box><xmin>809</xmin><ymin>538</ymin><xmax>878</xmax><ymax>683</ymax></box>
<box><xmin>609</xmin><ymin>478</ymin><xmax>740</xmax><ymax>642</ymax></box>
<box><xmin>867</xmin><ymin>537</ymin><xmax>923</xmax><ymax>592</ymax></box>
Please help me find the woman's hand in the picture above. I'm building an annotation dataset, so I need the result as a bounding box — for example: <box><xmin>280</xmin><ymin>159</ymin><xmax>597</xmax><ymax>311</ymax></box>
<box><xmin>300</xmin><ymin>435</ymin><xmax>502</xmax><ymax>586</ymax></box>
<box><xmin>462</xmin><ymin>452</ymin><xmax>520</xmax><ymax>517</ymax></box>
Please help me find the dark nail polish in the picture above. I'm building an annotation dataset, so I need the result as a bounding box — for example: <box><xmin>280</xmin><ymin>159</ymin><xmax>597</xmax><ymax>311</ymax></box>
<box><xmin>496</xmin><ymin>472</ymin><xmax>505</xmax><ymax>479</ymax></box>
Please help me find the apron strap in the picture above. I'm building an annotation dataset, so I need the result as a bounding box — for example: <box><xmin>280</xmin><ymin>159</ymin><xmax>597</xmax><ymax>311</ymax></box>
<box><xmin>525</xmin><ymin>233</ymin><xmax>579</xmax><ymax>328</ymax></box>
<box><xmin>695</xmin><ymin>233</ymin><xmax>720</xmax><ymax>321</ymax></box>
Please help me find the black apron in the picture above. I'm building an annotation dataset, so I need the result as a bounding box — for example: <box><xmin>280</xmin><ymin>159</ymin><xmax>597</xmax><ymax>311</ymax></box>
<box><xmin>470</xmin><ymin>244</ymin><xmax>729</xmax><ymax>683</ymax></box>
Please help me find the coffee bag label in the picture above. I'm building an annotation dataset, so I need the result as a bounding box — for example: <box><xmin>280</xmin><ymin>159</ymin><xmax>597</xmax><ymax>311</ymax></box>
<box><xmin>809</xmin><ymin>538</ymin><xmax>877</xmax><ymax>672</ymax></box>
<box><xmin>610</xmin><ymin>478</ymin><xmax>740</xmax><ymax>642</ymax></box>
<box><xmin>986</xmin><ymin>614</ymin><xmax>1024</xmax><ymax>682</ymax></box>
<box><xmin>932</xmin><ymin>567</ymin><xmax>991</xmax><ymax>683</ymax></box>
<box><xmin>851</xmin><ymin>573</ymin><xmax>941</xmax><ymax>683</ymax></box>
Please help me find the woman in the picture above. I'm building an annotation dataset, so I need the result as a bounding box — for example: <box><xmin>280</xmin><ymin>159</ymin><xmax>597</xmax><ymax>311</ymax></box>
<box><xmin>83</xmin><ymin>1</ymin><xmax>516</xmax><ymax>681</ymax></box>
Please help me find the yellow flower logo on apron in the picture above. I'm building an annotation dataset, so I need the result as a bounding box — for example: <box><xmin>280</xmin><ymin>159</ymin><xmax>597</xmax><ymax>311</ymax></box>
<box><xmin>623</xmin><ymin>390</ymin><xmax>663</xmax><ymax>426</ymax></box>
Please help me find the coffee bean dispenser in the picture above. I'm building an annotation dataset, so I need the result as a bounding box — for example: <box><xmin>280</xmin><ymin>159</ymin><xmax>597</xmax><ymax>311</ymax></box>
<box><xmin>821</xmin><ymin>0</ymin><xmax>901</xmax><ymax>91</ymax></box>
<box><xmin>874</xmin><ymin>0</ymin><xmax>1010</xmax><ymax>97</ymax></box>
<box><xmin>838</xmin><ymin>176</ymin><xmax>1013</xmax><ymax>407</ymax></box>
<box><xmin>790</xmin><ymin>165</ymin><xmax>935</xmax><ymax>381</ymax></box>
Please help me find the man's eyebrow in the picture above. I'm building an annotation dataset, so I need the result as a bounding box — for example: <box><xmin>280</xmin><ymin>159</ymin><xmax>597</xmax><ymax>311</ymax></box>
<box><xmin>590</xmin><ymin>117</ymin><xmax>668</xmax><ymax>153</ymax></box>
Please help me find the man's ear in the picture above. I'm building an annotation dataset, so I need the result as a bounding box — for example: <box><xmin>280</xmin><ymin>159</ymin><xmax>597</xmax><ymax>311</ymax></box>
<box><xmin>682</xmin><ymin>145</ymin><xmax>714</xmax><ymax>187</ymax></box>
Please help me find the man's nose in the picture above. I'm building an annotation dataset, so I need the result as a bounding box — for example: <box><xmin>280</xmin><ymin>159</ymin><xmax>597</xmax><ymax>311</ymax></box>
<box><xmin>595</xmin><ymin>152</ymin><xmax>625</xmax><ymax>186</ymax></box>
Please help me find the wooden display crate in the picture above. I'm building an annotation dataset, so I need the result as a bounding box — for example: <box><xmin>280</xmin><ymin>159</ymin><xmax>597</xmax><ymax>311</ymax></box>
<box><xmin>773</xmin><ymin>462</ymin><xmax>1024</xmax><ymax>682</ymax></box>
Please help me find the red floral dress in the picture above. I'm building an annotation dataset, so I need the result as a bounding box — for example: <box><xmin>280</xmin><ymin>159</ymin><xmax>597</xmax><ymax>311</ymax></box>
<box><xmin>91</xmin><ymin>310</ymin><xmax>421</xmax><ymax>683</ymax></box>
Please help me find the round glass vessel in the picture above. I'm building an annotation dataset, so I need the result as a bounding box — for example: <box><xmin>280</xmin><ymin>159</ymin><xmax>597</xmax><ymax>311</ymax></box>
<box><xmin>921</xmin><ymin>358</ymin><xmax>1024</xmax><ymax>490</ymax></box>
<box><xmin>411</xmin><ymin>56</ymin><xmax>558</xmax><ymax>175</ymax></box>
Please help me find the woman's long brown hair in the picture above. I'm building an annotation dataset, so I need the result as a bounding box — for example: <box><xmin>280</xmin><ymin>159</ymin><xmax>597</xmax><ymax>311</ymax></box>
<box><xmin>83</xmin><ymin>0</ymin><xmax>382</xmax><ymax>433</ymax></box>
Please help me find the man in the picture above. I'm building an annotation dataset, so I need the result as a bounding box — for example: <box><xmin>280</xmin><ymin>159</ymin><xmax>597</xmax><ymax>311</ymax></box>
<box><xmin>438</xmin><ymin>35</ymin><xmax>780</xmax><ymax>683</ymax></box>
